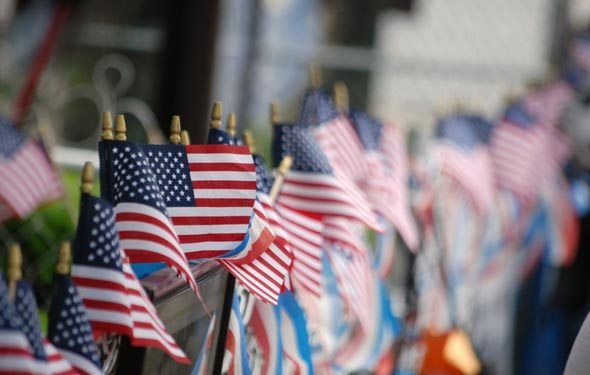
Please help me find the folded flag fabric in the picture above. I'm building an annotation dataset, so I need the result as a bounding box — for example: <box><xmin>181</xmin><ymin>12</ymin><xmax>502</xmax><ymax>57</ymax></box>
<box><xmin>47</xmin><ymin>274</ymin><xmax>102</xmax><ymax>375</ymax></box>
<box><xmin>491</xmin><ymin>102</ymin><xmax>556</xmax><ymax>205</ymax></box>
<box><xmin>207</xmin><ymin>128</ymin><xmax>289</xmax><ymax>305</ymax></box>
<box><xmin>71</xmin><ymin>192</ymin><xmax>189</xmax><ymax>363</ymax></box>
<box><xmin>278</xmin><ymin>291</ymin><xmax>313</xmax><ymax>375</ymax></box>
<box><xmin>326</xmin><ymin>243</ymin><xmax>374</xmax><ymax>333</ymax></box>
<box><xmin>42</xmin><ymin>339</ymin><xmax>76</xmax><ymax>375</ymax></box>
<box><xmin>0</xmin><ymin>116</ymin><xmax>61</xmax><ymax>222</ymax></box>
<box><xmin>253</xmin><ymin>152</ymin><xmax>324</xmax><ymax>299</ymax></box>
<box><xmin>350</xmin><ymin>109</ymin><xmax>419</xmax><ymax>250</ymax></box>
<box><xmin>434</xmin><ymin>114</ymin><xmax>496</xmax><ymax>214</ymax></box>
<box><xmin>299</xmin><ymin>89</ymin><xmax>369</xmax><ymax>185</ymax></box>
<box><xmin>13</xmin><ymin>281</ymin><xmax>48</xmax><ymax>370</ymax></box>
<box><xmin>272</xmin><ymin>122</ymin><xmax>380</xmax><ymax>230</ymax></box>
<box><xmin>250</xmin><ymin>153</ymin><xmax>293</xmax><ymax>292</ymax></box>
<box><xmin>274</xmin><ymin>201</ymin><xmax>323</xmax><ymax>297</ymax></box>
<box><xmin>246</xmin><ymin>299</ymin><xmax>283</xmax><ymax>375</ymax></box>
<box><xmin>0</xmin><ymin>272</ymin><xmax>37</xmax><ymax>375</ymax></box>
<box><xmin>13</xmin><ymin>280</ymin><xmax>76</xmax><ymax>375</ymax></box>
<box><xmin>99</xmin><ymin>140</ymin><xmax>200</xmax><ymax>299</ymax></box>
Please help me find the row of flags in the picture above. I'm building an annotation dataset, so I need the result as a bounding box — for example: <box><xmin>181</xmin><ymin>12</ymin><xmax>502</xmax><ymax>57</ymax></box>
<box><xmin>0</xmin><ymin>55</ymin><xmax>583</xmax><ymax>374</ymax></box>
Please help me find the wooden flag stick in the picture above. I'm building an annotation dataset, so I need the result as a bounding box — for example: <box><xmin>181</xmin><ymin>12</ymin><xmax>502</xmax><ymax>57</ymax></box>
<box><xmin>81</xmin><ymin>162</ymin><xmax>94</xmax><ymax>194</ymax></box>
<box><xmin>310</xmin><ymin>65</ymin><xmax>321</xmax><ymax>89</ymax></box>
<box><xmin>269</xmin><ymin>156</ymin><xmax>293</xmax><ymax>204</ymax></box>
<box><xmin>115</xmin><ymin>115</ymin><xmax>127</xmax><ymax>141</ymax></box>
<box><xmin>7</xmin><ymin>243</ymin><xmax>22</xmax><ymax>301</ymax></box>
<box><xmin>210</xmin><ymin>102</ymin><xmax>222</xmax><ymax>129</ymax></box>
<box><xmin>56</xmin><ymin>241</ymin><xmax>71</xmax><ymax>275</ymax></box>
<box><xmin>270</xmin><ymin>101</ymin><xmax>281</xmax><ymax>125</ymax></box>
<box><xmin>102</xmin><ymin>112</ymin><xmax>114</xmax><ymax>140</ymax></box>
<box><xmin>242</xmin><ymin>130</ymin><xmax>256</xmax><ymax>154</ymax></box>
<box><xmin>169</xmin><ymin>115</ymin><xmax>181</xmax><ymax>144</ymax></box>
<box><xmin>333</xmin><ymin>81</ymin><xmax>349</xmax><ymax>115</ymax></box>
<box><xmin>227</xmin><ymin>113</ymin><xmax>237</xmax><ymax>137</ymax></box>
<box><xmin>180</xmin><ymin>130</ymin><xmax>191</xmax><ymax>146</ymax></box>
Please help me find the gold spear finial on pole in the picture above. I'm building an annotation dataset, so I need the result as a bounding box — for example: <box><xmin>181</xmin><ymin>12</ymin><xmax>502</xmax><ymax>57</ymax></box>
<box><xmin>269</xmin><ymin>156</ymin><xmax>293</xmax><ymax>203</ymax></box>
<box><xmin>80</xmin><ymin>162</ymin><xmax>94</xmax><ymax>194</ymax></box>
<box><xmin>270</xmin><ymin>101</ymin><xmax>281</xmax><ymax>126</ymax></box>
<box><xmin>102</xmin><ymin>112</ymin><xmax>114</xmax><ymax>140</ymax></box>
<box><xmin>56</xmin><ymin>241</ymin><xmax>71</xmax><ymax>275</ymax></box>
<box><xmin>242</xmin><ymin>130</ymin><xmax>256</xmax><ymax>154</ymax></box>
<box><xmin>7</xmin><ymin>243</ymin><xmax>22</xmax><ymax>301</ymax></box>
<box><xmin>115</xmin><ymin>114</ymin><xmax>127</xmax><ymax>141</ymax></box>
<box><xmin>169</xmin><ymin>115</ymin><xmax>181</xmax><ymax>144</ymax></box>
<box><xmin>180</xmin><ymin>130</ymin><xmax>191</xmax><ymax>146</ymax></box>
<box><xmin>333</xmin><ymin>81</ymin><xmax>349</xmax><ymax>115</ymax></box>
<box><xmin>227</xmin><ymin>113</ymin><xmax>237</xmax><ymax>137</ymax></box>
<box><xmin>210</xmin><ymin>102</ymin><xmax>222</xmax><ymax>129</ymax></box>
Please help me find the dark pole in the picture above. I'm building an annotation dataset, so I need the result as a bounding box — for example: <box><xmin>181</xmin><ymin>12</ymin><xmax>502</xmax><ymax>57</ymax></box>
<box><xmin>211</xmin><ymin>271</ymin><xmax>236</xmax><ymax>374</ymax></box>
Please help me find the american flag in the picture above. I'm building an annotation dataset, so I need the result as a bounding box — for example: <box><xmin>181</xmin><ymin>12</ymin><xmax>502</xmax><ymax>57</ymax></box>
<box><xmin>206</xmin><ymin>129</ymin><xmax>290</xmax><ymax>305</ymax></box>
<box><xmin>300</xmin><ymin>89</ymin><xmax>369</xmax><ymax>184</ymax></box>
<box><xmin>326</xmin><ymin>242</ymin><xmax>374</xmax><ymax>332</ymax></box>
<box><xmin>278</xmin><ymin>291</ymin><xmax>314</xmax><ymax>375</ymax></box>
<box><xmin>71</xmin><ymin>193</ymin><xmax>189</xmax><ymax>363</ymax></box>
<box><xmin>272</xmin><ymin>123</ymin><xmax>378</xmax><ymax>229</ymax></box>
<box><xmin>491</xmin><ymin>102</ymin><xmax>572</xmax><ymax>204</ymax></box>
<box><xmin>490</xmin><ymin>103</ymin><xmax>552</xmax><ymax>204</ymax></box>
<box><xmin>12</xmin><ymin>281</ymin><xmax>48</xmax><ymax>372</ymax></box>
<box><xmin>0</xmin><ymin>117</ymin><xmax>61</xmax><ymax>222</ymax></box>
<box><xmin>350</xmin><ymin>109</ymin><xmax>419</xmax><ymax>251</ymax></box>
<box><xmin>72</xmin><ymin>193</ymin><xmax>132</xmax><ymax>338</ymax></box>
<box><xmin>232</xmin><ymin>153</ymin><xmax>293</xmax><ymax>298</ymax></box>
<box><xmin>47</xmin><ymin>274</ymin><xmax>102</xmax><ymax>375</ymax></box>
<box><xmin>99</xmin><ymin>140</ymin><xmax>200</xmax><ymax>298</ymax></box>
<box><xmin>523</xmin><ymin>81</ymin><xmax>574</xmax><ymax>126</ymax></box>
<box><xmin>0</xmin><ymin>273</ymin><xmax>37</xmax><ymax>375</ymax></box>
<box><xmin>434</xmin><ymin>114</ymin><xmax>496</xmax><ymax>214</ymax></box>
<box><xmin>13</xmin><ymin>280</ymin><xmax>77</xmax><ymax>375</ymax></box>
<box><xmin>247</xmin><ymin>299</ymin><xmax>282</xmax><ymax>375</ymax></box>
<box><xmin>222</xmin><ymin>294</ymin><xmax>251</xmax><ymax>375</ymax></box>
<box><xmin>139</xmin><ymin>142</ymin><xmax>257</xmax><ymax>260</ymax></box>
<box><xmin>273</xmin><ymin>201</ymin><xmax>323</xmax><ymax>297</ymax></box>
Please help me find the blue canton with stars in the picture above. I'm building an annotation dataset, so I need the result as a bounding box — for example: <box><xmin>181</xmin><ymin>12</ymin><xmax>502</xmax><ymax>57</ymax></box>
<box><xmin>348</xmin><ymin>109</ymin><xmax>383</xmax><ymax>151</ymax></box>
<box><xmin>0</xmin><ymin>115</ymin><xmax>27</xmax><ymax>157</ymax></box>
<box><xmin>272</xmin><ymin>123</ymin><xmax>333</xmax><ymax>174</ymax></box>
<box><xmin>141</xmin><ymin>144</ymin><xmax>194</xmax><ymax>207</ymax></box>
<box><xmin>207</xmin><ymin>128</ymin><xmax>239</xmax><ymax>145</ymax></box>
<box><xmin>253</xmin><ymin>154</ymin><xmax>274</xmax><ymax>194</ymax></box>
<box><xmin>73</xmin><ymin>194</ymin><xmax>123</xmax><ymax>271</ymax></box>
<box><xmin>48</xmin><ymin>275</ymin><xmax>101</xmax><ymax>369</ymax></box>
<box><xmin>100</xmin><ymin>140</ymin><xmax>189</xmax><ymax>214</ymax></box>
<box><xmin>297</xmin><ymin>89</ymin><xmax>340</xmax><ymax>127</ymax></box>
<box><xmin>435</xmin><ymin>114</ymin><xmax>493</xmax><ymax>151</ymax></box>
<box><xmin>503</xmin><ymin>101</ymin><xmax>537</xmax><ymax>128</ymax></box>
<box><xmin>0</xmin><ymin>271</ymin><xmax>30</xmax><ymax>344</ymax></box>
<box><xmin>14</xmin><ymin>281</ymin><xmax>47</xmax><ymax>361</ymax></box>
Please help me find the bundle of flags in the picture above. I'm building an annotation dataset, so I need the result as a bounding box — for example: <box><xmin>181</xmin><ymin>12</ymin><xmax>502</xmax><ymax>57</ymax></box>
<box><xmin>1</xmin><ymin>63</ymin><xmax>583</xmax><ymax>375</ymax></box>
<box><xmin>98</xmin><ymin>120</ymin><xmax>292</xmax><ymax>305</ymax></box>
